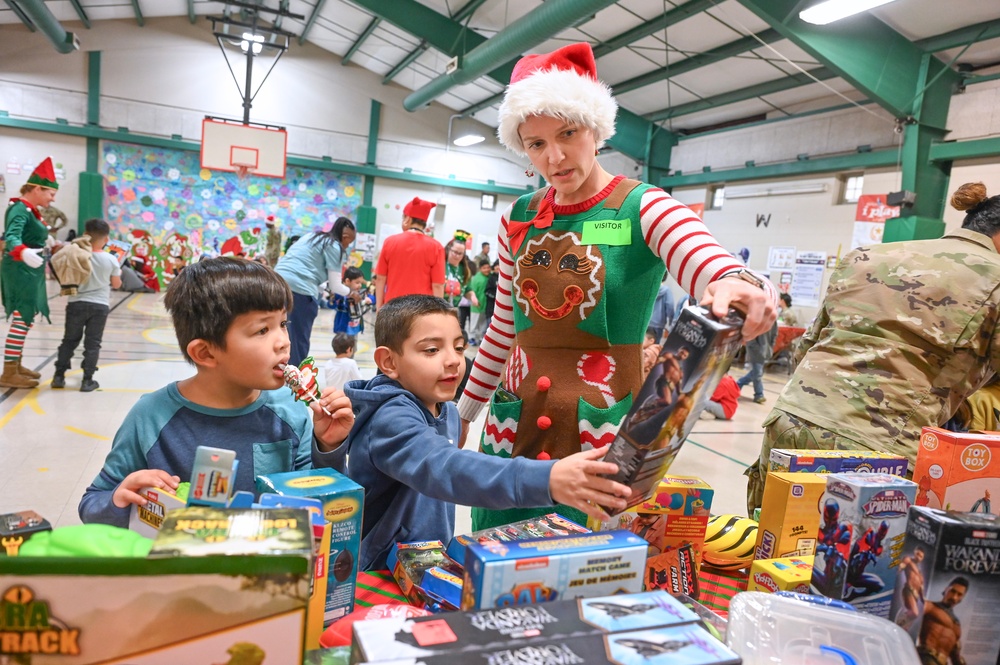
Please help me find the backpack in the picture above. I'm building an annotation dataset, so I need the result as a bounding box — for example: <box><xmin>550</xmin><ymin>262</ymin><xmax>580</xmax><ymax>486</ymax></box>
<box><xmin>50</xmin><ymin>235</ymin><xmax>93</xmax><ymax>296</ymax></box>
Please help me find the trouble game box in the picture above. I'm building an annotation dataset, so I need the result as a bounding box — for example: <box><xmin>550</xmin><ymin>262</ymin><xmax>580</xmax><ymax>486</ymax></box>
<box><xmin>888</xmin><ymin>506</ymin><xmax>1000</xmax><ymax>664</ymax></box>
<box><xmin>461</xmin><ymin>531</ymin><xmax>647</xmax><ymax>610</ymax></box>
<box><xmin>754</xmin><ymin>472</ymin><xmax>827</xmax><ymax>560</ymax></box>
<box><xmin>602</xmin><ymin>306</ymin><xmax>743</xmax><ymax>508</ymax></box>
<box><xmin>257</xmin><ymin>468</ymin><xmax>364</xmax><ymax>624</ymax></box>
<box><xmin>913</xmin><ymin>427</ymin><xmax>1000</xmax><ymax>513</ymax></box>
<box><xmin>809</xmin><ymin>473</ymin><xmax>917</xmax><ymax>617</ymax></box>
<box><xmin>769</xmin><ymin>449</ymin><xmax>908</xmax><ymax>476</ymax></box>
<box><xmin>353</xmin><ymin>625</ymin><xmax>741</xmax><ymax>665</ymax></box>
<box><xmin>351</xmin><ymin>590</ymin><xmax>700</xmax><ymax>662</ymax></box>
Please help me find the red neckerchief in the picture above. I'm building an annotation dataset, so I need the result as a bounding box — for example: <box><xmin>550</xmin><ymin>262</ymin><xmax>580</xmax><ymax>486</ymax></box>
<box><xmin>8</xmin><ymin>197</ymin><xmax>43</xmax><ymax>221</ymax></box>
<box><xmin>507</xmin><ymin>197</ymin><xmax>554</xmax><ymax>255</ymax></box>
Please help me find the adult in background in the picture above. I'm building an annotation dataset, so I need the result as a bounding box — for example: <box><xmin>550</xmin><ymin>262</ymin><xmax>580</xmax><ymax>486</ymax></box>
<box><xmin>373</xmin><ymin>197</ymin><xmax>444</xmax><ymax>311</ymax></box>
<box><xmin>264</xmin><ymin>215</ymin><xmax>283</xmax><ymax>267</ymax></box>
<box><xmin>275</xmin><ymin>216</ymin><xmax>356</xmax><ymax>366</ymax></box>
<box><xmin>746</xmin><ymin>182</ymin><xmax>1000</xmax><ymax>512</ymax></box>
<box><xmin>443</xmin><ymin>238</ymin><xmax>478</xmax><ymax>335</ymax></box>
<box><xmin>458</xmin><ymin>42</ymin><xmax>777</xmax><ymax>530</ymax></box>
<box><xmin>2</xmin><ymin>158</ymin><xmax>59</xmax><ymax>389</ymax></box>
<box><xmin>473</xmin><ymin>241</ymin><xmax>491</xmax><ymax>267</ymax></box>
<box><xmin>647</xmin><ymin>274</ymin><xmax>676</xmax><ymax>343</ymax></box>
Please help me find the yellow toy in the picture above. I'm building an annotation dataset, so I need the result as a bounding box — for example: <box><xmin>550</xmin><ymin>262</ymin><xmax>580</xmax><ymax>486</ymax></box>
<box><xmin>702</xmin><ymin>514</ymin><xmax>757</xmax><ymax>570</ymax></box>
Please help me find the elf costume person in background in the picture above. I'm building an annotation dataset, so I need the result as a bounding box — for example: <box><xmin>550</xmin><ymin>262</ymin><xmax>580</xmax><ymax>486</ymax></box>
<box><xmin>457</xmin><ymin>43</ymin><xmax>778</xmax><ymax>530</ymax></box>
<box><xmin>2</xmin><ymin>157</ymin><xmax>59</xmax><ymax>389</ymax></box>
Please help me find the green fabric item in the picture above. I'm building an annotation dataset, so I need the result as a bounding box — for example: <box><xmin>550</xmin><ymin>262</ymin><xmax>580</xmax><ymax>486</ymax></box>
<box><xmin>18</xmin><ymin>524</ymin><xmax>154</xmax><ymax>557</ymax></box>
<box><xmin>175</xmin><ymin>481</ymin><xmax>190</xmax><ymax>503</ymax></box>
<box><xmin>2</xmin><ymin>200</ymin><xmax>51</xmax><ymax>324</ymax></box>
<box><xmin>469</xmin><ymin>271</ymin><xmax>489</xmax><ymax>313</ymax></box>
<box><xmin>471</xmin><ymin>504</ymin><xmax>589</xmax><ymax>533</ymax></box>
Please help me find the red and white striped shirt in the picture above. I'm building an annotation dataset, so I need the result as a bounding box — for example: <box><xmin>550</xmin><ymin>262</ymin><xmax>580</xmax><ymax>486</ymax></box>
<box><xmin>457</xmin><ymin>180</ymin><xmax>777</xmax><ymax>423</ymax></box>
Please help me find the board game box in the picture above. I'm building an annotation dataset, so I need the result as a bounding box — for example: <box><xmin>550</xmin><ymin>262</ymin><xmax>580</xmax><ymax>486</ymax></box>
<box><xmin>769</xmin><ymin>448</ymin><xmax>908</xmax><ymax>476</ymax></box>
<box><xmin>888</xmin><ymin>506</ymin><xmax>1000</xmax><ymax>665</ymax></box>
<box><xmin>351</xmin><ymin>590</ymin><xmax>701</xmax><ymax>663</ymax></box>
<box><xmin>601</xmin><ymin>306</ymin><xmax>743</xmax><ymax>508</ymax></box>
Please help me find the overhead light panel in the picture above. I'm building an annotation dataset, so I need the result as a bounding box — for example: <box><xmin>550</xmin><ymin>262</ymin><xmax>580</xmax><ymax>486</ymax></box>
<box><xmin>448</xmin><ymin>115</ymin><xmax>486</xmax><ymax>147</ymax></box>
<box><xmin>799</xmin><ymin>0</ymin><xmax>900</xmax><ymax>25</ymax></box>
<box><xmin>453</xmin><ymin>133</ymin><xmax>486</xmax><ymax>147</ymax></box>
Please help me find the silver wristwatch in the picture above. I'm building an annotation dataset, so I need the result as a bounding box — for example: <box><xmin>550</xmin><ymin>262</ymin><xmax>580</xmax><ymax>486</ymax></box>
<box><xmin>726</xmin><ymin>268</ymin><xmax>766</xmax><ymax>290</ymax></box>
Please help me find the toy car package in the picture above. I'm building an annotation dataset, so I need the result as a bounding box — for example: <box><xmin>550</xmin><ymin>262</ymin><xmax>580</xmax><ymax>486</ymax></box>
<box><xmin>601</xmin><ymin>306</ymin><xmax>743</xmax><ymax>508</ymax></box>
<box><xmin>0</xmin><ymin>510</ymin><xmax>51</xmax><ymax>557</ymax></box>
<box><xmin>387</xmin><ymin>541</ymin><xmax>465</xmax><ymax>612</ymax></box>
<box><xmin>447</xmin><ymin>513</ymin><xmax>590</xmax><ymax>562</ymax></box>
<box><xmin>350</xmin><ymin>590</ymin><xmax>700</xmax><ymax>663</ymax></box>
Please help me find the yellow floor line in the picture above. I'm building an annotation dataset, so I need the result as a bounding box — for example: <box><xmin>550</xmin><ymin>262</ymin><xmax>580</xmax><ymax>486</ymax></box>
<box><xmin>64</xmin><ymin>425</ymin><xmax>111</xmax><ymax>441</ymax></box>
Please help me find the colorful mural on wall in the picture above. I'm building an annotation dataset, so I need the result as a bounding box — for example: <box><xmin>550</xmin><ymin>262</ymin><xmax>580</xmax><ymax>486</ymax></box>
<box><xmin>101</xmin><ymin>141</ymin><xmax>362</xmax><ymax>288</ymax></box>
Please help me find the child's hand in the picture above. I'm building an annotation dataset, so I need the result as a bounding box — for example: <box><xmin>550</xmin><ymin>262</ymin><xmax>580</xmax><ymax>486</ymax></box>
<box><xmin>313</xmin><ymin>387</ymin><xmax>355</xmax><ymax>451</ymax></box>
<box><xmin>549</xmin><ymin>448</ymin><xmax>631</xmax><ymax>521</ymax></box>
<box><xmin>113</xmin><ymin>469</ymin><xmax>180</xmax><ymax>509</ymax></box>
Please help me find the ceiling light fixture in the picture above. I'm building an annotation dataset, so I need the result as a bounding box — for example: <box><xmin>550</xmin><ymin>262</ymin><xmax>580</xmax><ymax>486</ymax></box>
<box><xmin>448</xmin><ymin>115</ymin><xmax>486</xmax><ymax>148</ymax></box>
<box><xmin>799</xmin><ymin>0</ymin><xmax>900</xmax><ymax>25</ymax></box>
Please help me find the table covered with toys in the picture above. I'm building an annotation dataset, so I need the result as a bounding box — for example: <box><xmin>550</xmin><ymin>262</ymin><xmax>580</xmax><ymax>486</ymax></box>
<box><xmin>5</xmin><ymin>320</ymin><xmax>1000</xmax><ymax>664</ymax></box>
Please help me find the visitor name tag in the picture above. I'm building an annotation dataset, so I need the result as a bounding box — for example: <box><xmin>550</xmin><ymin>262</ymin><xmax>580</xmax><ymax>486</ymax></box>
<box><xmin>581</xmin><ymin>218</ymin><xmax>631</xmax><ymax>246</ymax></box>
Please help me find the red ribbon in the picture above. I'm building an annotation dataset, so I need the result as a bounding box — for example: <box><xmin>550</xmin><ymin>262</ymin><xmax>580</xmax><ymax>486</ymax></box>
<box><xmin>506</xmin><ymin>198</ymin><xmax>554</xmax><ymax>254</ymax></box>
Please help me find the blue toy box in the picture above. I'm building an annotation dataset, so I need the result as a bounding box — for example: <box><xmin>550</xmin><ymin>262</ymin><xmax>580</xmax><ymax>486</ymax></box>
<box><xmin>461</xmin><ymin>530</ymin><xmax>647</xmax><ymax>610</ymax></box>
<box><xmin>257</xmin><ymin>468</ymin><xmax>364</xmax><ymax>624</ymax></box>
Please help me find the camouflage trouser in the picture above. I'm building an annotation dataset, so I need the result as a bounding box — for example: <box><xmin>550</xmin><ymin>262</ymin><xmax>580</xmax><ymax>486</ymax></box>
<box><xmin>744</xmin><ymin>408</ymin><xmax>868</xmax><ymax>514</ymax></box>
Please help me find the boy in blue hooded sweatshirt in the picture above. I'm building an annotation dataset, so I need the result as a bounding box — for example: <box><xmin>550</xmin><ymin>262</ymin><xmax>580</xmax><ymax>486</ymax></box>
<box><xmin>315</xmin><ymin>295</ymin><xmax>632</xmax><ymax>570</ymax></box>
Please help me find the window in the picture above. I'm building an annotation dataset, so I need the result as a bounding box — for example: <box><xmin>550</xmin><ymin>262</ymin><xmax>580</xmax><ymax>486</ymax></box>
<box><xmin>709</xmin><ymin>186</ymin><xmax>725</xmax><ymax>210</ymax></box>
<box><xmin>841</xmin><ymin>174</ymin><xmax>864</xmax><ymax>204</ymax></box>
<box><xmin>480</xmin><ymin>193</ymin><xmax>496</xmax><ymax>211</ymax></box>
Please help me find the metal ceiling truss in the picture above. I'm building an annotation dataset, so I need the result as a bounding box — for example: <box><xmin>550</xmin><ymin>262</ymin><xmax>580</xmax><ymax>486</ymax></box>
<box><xmin>4</xmin><ymin>0</ymin><xmax>36</xmax><ymax>32</ymax></box>
<box><xmin>188</xmin><ymin>0</ymin><xmax>196</xmax><ymax>24</ymax></box>
<box><xmin>298</xmin><ymin>0</ymin><xmax>329</xmax><ymax>45</ymax></box>
<box><xmin>67</xmin><ymin>0</ymin><xmax>91</xmax><ymax>28</ymax></box>
<box><xmin>381</xmin><ymin>0</ymin><xmax>488</xmax><ymax>83</ymax></box>
<box><xmin>342</xmin><ymin>17</ymin><xmax>380</xmax><ymax>65</ymax></box>
<box><xmin>13</xmin><ymin>0</ymin><xmax>78</xmax><ymax>51</ymax></box>
<box><xmin>130</xmin><ymin>0</ymin><xmax>144</xmax><ymax>27</ymax></box>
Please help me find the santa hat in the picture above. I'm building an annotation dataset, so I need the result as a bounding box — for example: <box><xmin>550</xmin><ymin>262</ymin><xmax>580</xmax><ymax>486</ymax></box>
<box><xmin>497</xmin><ymin>42</ymin><xmax>617</xmax><ymax>157</ymax></box>
<box><xmin>27</xmin><ymin>157</ymin><xmax>59</xmax><ymax>190</ymax></box>
<box><xmin>403</xmin><ymin>197</ymin><xmax>436</xmax><ymax>223</ymax></box>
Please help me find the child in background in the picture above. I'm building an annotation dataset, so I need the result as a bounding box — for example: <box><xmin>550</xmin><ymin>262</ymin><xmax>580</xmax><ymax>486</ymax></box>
<box><xmin>324</xmin><ymin>332</ymin><xmax>362</xmax><ymax>391</ymax></box>
<box><xmin>52</xmin><ymin>218</ymin><xmax>122</xmax><ymax>392</ymax></box>
<box><xmin>331</xmin><ymin>267</ymin><xmax>365</xmax><ymax>336</ymax></box>
<box><xmin>483</xmin><ymin>259</ymin><xmax>499</xmax><ymax>326</ymax></box>
<box><xmin>79</xmin><ymin>257</ymin><xmax>354</xmax><ymax>527</ymax></box>
<box><xmin>468</xmin><ymin>259</ymin><xmax>491</xmax><ymax>345</ymax></box>
<box><xmin>315</xmin><ymin>295</ymin><xmax>631</xmax><ymax>570</ymax></box>
<box><xmin>702</xmin><ymin>374</ymin><xmax>740</xmax><ymax>420</ymax></box>
<box><xmin>737</xmin><ymin>321</ymin><xmax>778</xmax><ymax>404</ymax></box>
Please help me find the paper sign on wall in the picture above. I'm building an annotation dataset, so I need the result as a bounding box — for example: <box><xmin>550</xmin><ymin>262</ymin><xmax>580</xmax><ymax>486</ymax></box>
<box><xmin>768</xmin><ymin>246</ymin><xmax>796</xmax><ymax>270</ymax></box>
<box><xmin>790</xmin><ymin>250</ymin><xmax>827</xmax><ymax>308</ymax></box>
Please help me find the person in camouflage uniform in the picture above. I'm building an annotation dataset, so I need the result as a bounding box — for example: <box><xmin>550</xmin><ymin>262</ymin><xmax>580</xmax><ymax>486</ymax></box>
<box><xmin>747</xmin><ymin>181</ymin><xmax>1000</xmax><ymax>513</ymax></box>
<box><xmin>264</xmin><ymin>215</ymin><xmax>283</xmax><ymax>267</ymax></box>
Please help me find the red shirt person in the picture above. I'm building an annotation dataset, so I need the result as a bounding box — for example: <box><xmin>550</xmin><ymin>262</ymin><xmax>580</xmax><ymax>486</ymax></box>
<box><xmin>373</xmin><ymin>197</ymin><xmax>446</xmax><ymax>310</ymax></box>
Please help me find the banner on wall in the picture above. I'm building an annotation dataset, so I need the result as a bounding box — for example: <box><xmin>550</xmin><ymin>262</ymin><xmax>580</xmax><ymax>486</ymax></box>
<box><xmin>852</xmin><ymin>194</ymin><xmax>898</xmax><ymax>248</ymax></box>
<box><xmin>790</xmin><ymin>250</ymin><xmax>826</xmax><ymax>308</ymax></box>
<box><xmin>688</xmin><ymin>202</ymin><xmax>705</xmax><ymax>219</ymax></box>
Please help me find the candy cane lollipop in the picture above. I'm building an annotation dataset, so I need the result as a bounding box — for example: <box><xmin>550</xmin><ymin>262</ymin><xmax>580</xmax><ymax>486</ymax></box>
<box><xmin>282</xmin><ymin>358</ymin><xmax>332</xmax><ymax>416</ymax></box>
<box><xmin>577</xmin><ymin>352</ymin><xmax>616</xmax><ymax>407</ymax></box>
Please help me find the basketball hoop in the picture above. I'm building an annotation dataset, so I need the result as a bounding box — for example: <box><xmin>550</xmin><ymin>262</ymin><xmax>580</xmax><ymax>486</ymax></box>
<box><xmin>234</xmin><ymin>164</ymin><xmax>254</xmax><ymax>183</ymax></box>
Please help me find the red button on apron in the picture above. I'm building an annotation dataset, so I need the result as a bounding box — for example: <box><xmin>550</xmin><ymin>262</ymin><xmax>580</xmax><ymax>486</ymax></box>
<box><xmin>537</xmin><ymin>452</ymin><xmax>551</xmax><ymax>461</ymax></box>
<box><xmin>536</xmin><ymin>376</ymin><xmax>552</xmax><ymax>392</ymax></box>
<box><xmin>537</xmin><ymin>416</ymin><xmax>552</xmax><ymax>430</ymax></box>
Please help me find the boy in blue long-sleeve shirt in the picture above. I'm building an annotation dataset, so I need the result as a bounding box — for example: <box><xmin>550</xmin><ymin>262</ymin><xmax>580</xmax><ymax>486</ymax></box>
<box><xmin>316</xmin><ymin>295</ymin><xmax>631</xmax><ymax>571</ymax></box>
<box><xmin>79</xmin><ymin>257</ymin><xmax>355</xmax><ymax>527</ymax></box>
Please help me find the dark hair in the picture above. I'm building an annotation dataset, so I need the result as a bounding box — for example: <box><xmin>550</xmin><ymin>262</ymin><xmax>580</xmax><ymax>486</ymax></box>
<box><xmin>310</xmin><ymin>217</ymin><xmax>356</xmax><ymax>247</ymax></box>
<box><xmin>164</xmin><ymin>257</ymin><xmax>293</xmax><ymax>362</ymax></box>
<box><xmin>408</xmin><ymin>215</ymin><xmax>428</xmax><ymax>228</ymax></box>
<box><xmin>343</xmin><ymin>266</ymin><xmax>363</xmax><ymax>281</ymax></box>
<box><xmin>444</xmin><ymin>239</ymin><xmax>473</xmax><ymax>285</ymax></box>
<box><xmin>952</xmin><ymin>182</ymin><xmax>1000</xmax><ymax>236</ymax></box>
<box><xmin>332</xmin><ymin>332</ymin><xmax>355</xmax><ymax>355</ymax></box>
<box><xmin>477</xmin><ymin>258</ymin><xmax>491</xmax><ymax>269</ymax></box>
<box><xmin>646</xmin><ymin>327</ymin><xmax>657</xmax><ymax>339</ymax></box>
<box><xmin>482</xmin><ymin>241</ymin><xmax>490</xmax><ymax>249</ymax></box>
<box><xmin>375</xmin><ymin>295</ymin><xmax>459</xmax><ymax>353</ymax></box>
<box><xmin>948</xmin><ymin>576</ymin><xmax>970</xmax><ymax>590</ymax></box>
<box><xmin>84</xmin><ymin>218</ymin><xmax>110</xmax><ymax>238</ymax></box>
<box><xmin>780</xmin><ymin>293</ymin><xmax>792</xmax><ymax>307</ymax></box>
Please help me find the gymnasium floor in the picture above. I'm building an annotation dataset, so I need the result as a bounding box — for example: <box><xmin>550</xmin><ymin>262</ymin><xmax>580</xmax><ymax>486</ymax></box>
<box><xmin>0</xmin><ymin>281</ymin><xmax>791</xmax><ymax>530</ymax></box>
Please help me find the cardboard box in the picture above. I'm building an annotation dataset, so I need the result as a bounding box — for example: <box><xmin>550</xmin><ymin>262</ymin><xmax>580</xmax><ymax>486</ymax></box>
<box><xmin>461</xmin><ymin>530</ymin><xmax>647</xmax><ymax>610</ymax></box>
<box><xmin>754</xmin><ymin>472</ymin><xmax>828</xmax><ymax>560</ymax></box>
<box><xmin>0</xmin><ymin>510</ymin><xmax>51</xmax><ymax>556</ymax></box>
<box><xmin>749</xmin><ymin>556</ymin><xmax>815</xmax><ymax>594</ymax></box>
<box><xmin>888</xmin><ymin>507</ymin><xmax>1000</xmax><ymax>664</ymax></box>
<box><xmin>351</xmin><ymin>590</ymin><xmax>700</xmax><ymax>663</ymax></box>
<box><xmin>128</xmin><ymin>486</ymin><xmax>186</xmax><ymax>538</ymax></box>
<box><xmin>769</xmin><ymin>449</ymin><xmax>908</xmax><ymax>476</ymax></box>
<box><xmin>0</xmin><ymin>553</ymin><xmax>309</xmax><ymax>664</ymax></box>
<box><xmin>387</xmin><ymin>540</ymin><xmax>465</xmax><ymax>612</ymax></box>
<box><xmin>810</xmin><ymin>473</ymin><xmax>918</xmax><ymax>617</ymax></box>
<box><xmin>602</xmin><ymin>306</ymin><xmax>743</xmax><ymax>508</ymax></box>
<box><xmin>447</xmin><ymin>514</ymin><xmax>590</xmax><ymax>563</ymax></box>
<box><xmin>257</xmin><ymin>468</ymin><xmax>364</xmax><ymax>624</ymax></box>
<box><xmin>914</xmin><ymin>427</ymin><xmax>1000</xmax><ymax>513</ymax></box>
<box><xmin>350</xmin><ymin>625</ymin><xmax>741</xmax><ymax>665</ymax></box>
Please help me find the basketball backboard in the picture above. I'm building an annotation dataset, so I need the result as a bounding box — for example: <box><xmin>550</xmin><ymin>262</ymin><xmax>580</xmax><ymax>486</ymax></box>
<box><xmin>201</xmin><ymin>117</ymin><xmax>287</xmax><ymax>178</ymax></box>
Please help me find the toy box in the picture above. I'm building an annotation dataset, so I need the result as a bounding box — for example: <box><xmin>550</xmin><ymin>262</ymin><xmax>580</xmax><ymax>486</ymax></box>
<box><xmin>128</xmin><ymin>486</ymin><xmax>187</xmax><ymax>538</ymax></box>
<box><xmin>0</xmin><ymin>510</ymin><xmax>51</xmax><ymax>556</ymax></box>
<box><xmin>447</xmin><ymin>513</ymin><xmax>590</xmax><ymax>563</ymax></box>
<box><xmin>148</xmin><ymin>506</ymin><xmax>314</xmax><ymax>558</ymax></box>
<box><xmin>188</xmin><ymin>445</ymin><xmax>237</xmax><ymax>507</ymax></box>
<box><xmin>810</xmin><ymin>473</ymin><xmax>918</xmax><ymax>617</ymax></box>
<box><xmin>888</xmin><ymin>506</ymin><xmax>1000</xmax><ymax>664</ymax></box>
<box><xmin>602</xmin><ymin>306</ymin><xmax>743</xmax><ymax>508</ymax></box>
<box><xmin>754</xmin><ymin>472</ymin><xmax>828</xmax><ymax>560</ymax></box>
<box><xmin>352</xmin><ymin>625</ymin><xmax>741</xmax><ymax>665</ymax></box>
<box><xmin>351</xmin><ymin>589</ymin><xmax>701</xmax><ymax>662</ymax></box>
<box><xmin>591</xmin><ymin>476</ymin><xmax>714</xmax><ymax>584</ymax></box>
<box><xmin>0</xmin><ymin>552</ymin><xmax>309</xmax><ymax>664</ymax></box>
<box><xmin>257</xmin><ymin>468</ymin><xmax>364</xmax><ymax>624</ymax></box>
<box><xmin>914</xmin><ymin>426</ymin><xmax>1000</xmax><ymax>513</ymax></box>
<box><xmin>461</xmin><ymin>530</ymin><xmax>647</xmax><ymax>610</ymax></box>
<box><xmin>769</xmin><ymin>448</ymin><xmax>908</xmax><ymax>476</ymax></box>
<box><xmin>749</xmin><ymin>556</ymin><xmax>815</xmax><ymax>594</ymax></box>
<box><xmin>387</xmin><ymin>540</ymin><xmax>465</xmax><ymax>612</ymax></box>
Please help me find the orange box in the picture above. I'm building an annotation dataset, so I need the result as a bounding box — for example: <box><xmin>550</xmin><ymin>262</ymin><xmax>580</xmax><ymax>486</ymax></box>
<box><xmin>914</xmin><ymin>426</ymin><xmax>1000</xmax><ymax>512</ymax></box>
<box><xmin>754</xmin><ymin>472</ymin><xmax>828</xmax><ymax>560</ymax></box>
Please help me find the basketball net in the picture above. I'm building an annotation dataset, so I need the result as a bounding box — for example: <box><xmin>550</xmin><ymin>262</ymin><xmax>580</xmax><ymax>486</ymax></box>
<box><xmin>234</xmin><ymin>164</ymin><xmax>254</xmax><ymax>183</ymax></box>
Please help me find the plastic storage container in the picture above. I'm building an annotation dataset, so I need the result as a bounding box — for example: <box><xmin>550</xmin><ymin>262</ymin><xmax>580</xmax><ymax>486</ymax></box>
<box><xmin>727</xmin><ymin>592</ymin><xmax>920</xmax><ymax>665</ymax></box>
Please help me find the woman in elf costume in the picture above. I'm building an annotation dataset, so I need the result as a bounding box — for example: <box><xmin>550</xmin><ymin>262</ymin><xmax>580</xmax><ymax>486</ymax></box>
<box><xmin>457</xmin><ymin>43</ymin><xmax>778</xmax><ymax>530</ymax></box>
<box><xmin>1</xmin><ymin>158</ymin><xmax>59</xmax><ymax>389</ymax></box>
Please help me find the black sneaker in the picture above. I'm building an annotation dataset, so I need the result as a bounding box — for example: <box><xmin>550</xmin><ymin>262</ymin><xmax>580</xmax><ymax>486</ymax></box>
<box><xmin>80</xmin><ymin>378</ymin><xmax>100</xmax><ymax>392</ymax></box>
<box><xmin>51</xmin><ymin>374</ymin><xmax>66</xmax><ymax>389</ymax></box>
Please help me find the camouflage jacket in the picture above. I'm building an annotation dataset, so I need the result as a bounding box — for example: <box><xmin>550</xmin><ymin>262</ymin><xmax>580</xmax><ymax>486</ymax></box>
<box><xmin>776</xmin><ymin>228</ymin><xmax>1000</xmax><ymax>462</ymax></box>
